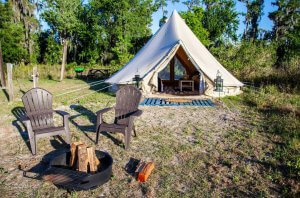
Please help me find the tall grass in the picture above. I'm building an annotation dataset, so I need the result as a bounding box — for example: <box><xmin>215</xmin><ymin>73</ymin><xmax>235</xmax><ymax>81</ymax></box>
<box><xmin>224</xmin><ymin>85</ymin><xmax>300</xmax><ymax>182</ymax></box>
<box><xmin>245</xmin><ymin>86</ymin><xmax>299</xmax><ymax>175</ymax></box>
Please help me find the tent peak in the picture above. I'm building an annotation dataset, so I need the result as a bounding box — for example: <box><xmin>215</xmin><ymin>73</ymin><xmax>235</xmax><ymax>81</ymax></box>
<box><xmin>170</xmin><ymin>9</ymin><xmax>180</xmax><ymax>18</ymax></box>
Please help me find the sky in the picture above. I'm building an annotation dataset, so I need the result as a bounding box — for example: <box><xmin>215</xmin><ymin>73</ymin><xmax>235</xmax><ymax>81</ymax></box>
<box><xmin>151</xmin><ymin>0</ymin><xmax>277</xmax><ymax>37</ymax></box>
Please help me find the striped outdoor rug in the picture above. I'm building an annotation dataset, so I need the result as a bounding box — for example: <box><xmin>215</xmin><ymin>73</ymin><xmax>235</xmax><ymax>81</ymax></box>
<box><xmin>140</xmin><ymin>98</ymin><xmax>214</xmax><ymax>107</ymax></box>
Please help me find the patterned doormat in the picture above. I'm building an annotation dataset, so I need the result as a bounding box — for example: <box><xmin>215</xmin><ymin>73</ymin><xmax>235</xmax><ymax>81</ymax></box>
<box><xmin>140</xmin><ymin>98</ymin><xmax>214</xmax><ymax>107</ymax></box>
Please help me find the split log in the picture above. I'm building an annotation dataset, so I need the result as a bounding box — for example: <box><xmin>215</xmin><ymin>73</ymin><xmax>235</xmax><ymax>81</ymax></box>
<box><xmin>87</xmin><ymin>147</ymin><xmax>98</xmax><ymax>173</ymax></box>
<box><xmin>69</xmin><ymin>142</ymin><xmax>100</xmax><ymax>173</ymax></box>
<box><xmin>77</xmin><ymin>144</ymin><xmax>88</xmax><ymax>172</ymax></box>
<box><xmin>95</xmin><ymin>155</ymin><xmax>100</xmax><ymax>167</ymax></box>
<box><xmin>70</xmin><ymin>142</ymin><xmax>83</xmax><ymax>167</ymax></box>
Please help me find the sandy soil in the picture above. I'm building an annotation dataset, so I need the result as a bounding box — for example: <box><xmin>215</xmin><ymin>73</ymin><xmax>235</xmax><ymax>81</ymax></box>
<box><xmin>0</xmin><ymin>98</ymin><xmax>282</xmax><ymax>198</ymax></box>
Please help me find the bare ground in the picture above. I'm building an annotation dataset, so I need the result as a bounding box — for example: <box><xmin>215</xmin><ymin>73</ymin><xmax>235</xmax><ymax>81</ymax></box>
<box><xmin>0</xmin><ymin>79</ymin><xmax>295</xmax><ymax>197</ymax></box>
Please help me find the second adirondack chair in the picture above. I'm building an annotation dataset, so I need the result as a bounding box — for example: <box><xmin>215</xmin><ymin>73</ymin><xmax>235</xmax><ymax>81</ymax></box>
<box><xmin>95</xmin><ymin>86</ymin><xmax>142</xmax><ymax>150</ymax></box>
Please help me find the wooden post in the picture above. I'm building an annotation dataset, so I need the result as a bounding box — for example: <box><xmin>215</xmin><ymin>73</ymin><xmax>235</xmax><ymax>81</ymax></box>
<box><xmin>0</xmin><ymin>43</ymin><xmax>6</xmax><ymax>88</ymax></box>
<box><xmin>32</xmin><ymin>66</ymin><xmax>38</xmax><ymax>88</ymax></box>
<box><xmin>60</xmin><ymin>40</ymin><xmax>68</xmax><ymax>81</ymax></box>
<box><xmin>7</xmin><ymin>63</ymin><xmax>13</xmax><ymax>102</ymax></box>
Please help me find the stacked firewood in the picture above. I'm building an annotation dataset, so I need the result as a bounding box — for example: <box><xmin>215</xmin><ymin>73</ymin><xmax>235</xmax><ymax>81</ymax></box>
<box><xmin>70</xmin><ymin>142</ymin><xmax>100</xmax><ymax>173</ymax></box>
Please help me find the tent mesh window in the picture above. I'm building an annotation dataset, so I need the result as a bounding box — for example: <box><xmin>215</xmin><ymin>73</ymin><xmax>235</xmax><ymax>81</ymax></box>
<box><xmin>158</xmin><ymin>63</ymin><xmax>170</xmax><ymax>80</ymax></box>
<box><xmin>174</xmin><ymin>57</ymin><xmax>186</xmax><ymax>80</ymax></box>
<box><xmin>158</xmin><ymin>57</ymin><xmax>187</xmax><ymax>80</ymax></box>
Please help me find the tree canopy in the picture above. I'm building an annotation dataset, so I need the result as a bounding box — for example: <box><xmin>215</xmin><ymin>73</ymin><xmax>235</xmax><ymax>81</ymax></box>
<box><xmin>201</xmin><ymin>0</ymin><xmax>239</xmax><ymax>44</ymax></box>
<box><xmin>180</xmin><ymin>7</ymin><xmax>210</xmax><ymax>46</ymax></box>
<box><xmin>269</xmin><ymin>0</ymin><xmax>300</xmax><ymax>68</ymax></box>
<box><xmin>239</xmin><ymin>0</ymin><xmax>265</xmax><ymax>41</ymax></box>
<box><xmin>0</xmin><ymin>1</ymin><xmax>27</xmax><ymax>63</ymax></box>
<box><xmin>0</xmin><ymin>0</ymin><xmax>298</xmax><ymax>75</ymax></box>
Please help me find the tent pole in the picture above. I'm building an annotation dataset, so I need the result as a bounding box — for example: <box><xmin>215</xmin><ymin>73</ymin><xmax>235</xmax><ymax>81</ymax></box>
<box><xmin>170</xmin><ymin>57</ymin><xmax>175</xmax><ymax>82</ymax></box>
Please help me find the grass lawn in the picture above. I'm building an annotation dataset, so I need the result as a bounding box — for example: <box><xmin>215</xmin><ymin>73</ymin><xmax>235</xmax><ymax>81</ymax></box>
<box><xmin>0</xmin><ymin>78</ymin><xmax>299</xmax><ymax>197</ymax></box>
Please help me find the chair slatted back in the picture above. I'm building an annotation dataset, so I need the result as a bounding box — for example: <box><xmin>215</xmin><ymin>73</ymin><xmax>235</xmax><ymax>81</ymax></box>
<box><xmin>114</xmin><ymin>86</ymin><xmax>142</xmax><ymax>125</ymax></box>
<box><xmin>22</xmin><ymin>88</ymin><xmax>54</xmax><ymax>130</ymax></box>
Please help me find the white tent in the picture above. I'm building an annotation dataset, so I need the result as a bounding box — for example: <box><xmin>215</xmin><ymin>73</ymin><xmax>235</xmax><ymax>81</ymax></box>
<box><xmin>106</xmin><ymin>10</ymin><xmax>243</xmax><ymax>97</ymax></box>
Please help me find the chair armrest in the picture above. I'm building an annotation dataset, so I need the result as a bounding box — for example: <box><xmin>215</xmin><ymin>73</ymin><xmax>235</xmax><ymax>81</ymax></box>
<box><xmin>132</xmin><ymin>109</ymin><xmax>143</xmax><ymax>117</ymax></box>
<box><xmin>55</xmin><ymin>110</ymin><xmax>70</xmax><ymax>128</ymax></box>
<box><xmin>55</xmin><ymin>110</ymin><xmax>70</xmax><ymax>118</ymax></box>
<box><xmin>19</xmin><ymin>114</ymin><xmax>32</xmax><ymax>132</ymax></box>
<box><xmin>96</xmin><ymin>107</ymin><xmax>113</xmax><ymax>132</ymax></box>
<box><xmin>96</xmin><ymin>107</ymin><xmax>113</xmax><ymax>115</ymax></box>
<box><xmin>19</xmin><ymin>114</ymin><xmax>29</xmax><ymax>122</ymax></box>
<box><xmin>19</xmin><ymin>114</ymin><xmax>31</xmax><ymax>126</ymax></box>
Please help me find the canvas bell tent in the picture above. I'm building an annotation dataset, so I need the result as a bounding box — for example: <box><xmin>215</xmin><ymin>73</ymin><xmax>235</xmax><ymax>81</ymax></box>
<box><xmin>106</xmin><ymin>10</ymin><xmax>243</xmax><ymax>97</ymax></box>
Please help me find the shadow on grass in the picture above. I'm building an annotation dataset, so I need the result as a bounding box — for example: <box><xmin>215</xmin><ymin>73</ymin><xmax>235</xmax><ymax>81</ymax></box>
<box><xmin>19</xmin><ymin>89</ymin><xmax>26</xmax><ymax>94</ymax></box>
<box><xmin>247</xmin><ymin>158</ymin><xmax>298</xmax><ymax>180</ymax></box>
<box><xmin>11</xmin><ymin>107</ymin><xmax>31</xmax><ymax>151</ymax></box>
<box><xmin>242</xmin><ymin>93</ymin><xmax>299</xmax><ymax>117</ymax></box>
<box><xmin>1</xmin><ymin>89</ymin><xmax>9</xmax><ymax>101</ymax></box>
<box><xmin>76</xmin><ymin>75</ymin><xmax>115</xmax><ymax>98</ymax></box>
<box><xmin>249</xmin><ymin>72</ymin><xmax>300</xmax><ymax>92</ymax></box>
<box><xmin>69</xmin><ymin>105</ymin><xmax>122</xmax><ymax>146</ymax></box>
<box><xmin>258</xmin><ymin>106</ymin><xmax>300</xmax><ymax>117</ymax></box>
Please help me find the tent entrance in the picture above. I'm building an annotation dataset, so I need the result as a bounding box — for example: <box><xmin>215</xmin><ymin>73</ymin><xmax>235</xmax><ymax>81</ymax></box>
<box><xmin>157</xmin><ymin>47</ymin><xmax>202</xmax><ymax>95</ymax></box>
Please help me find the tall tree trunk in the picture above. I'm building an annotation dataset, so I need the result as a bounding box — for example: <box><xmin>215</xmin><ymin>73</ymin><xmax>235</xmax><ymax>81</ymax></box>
<box><xmin>24</xmin><ymin>20</ymin><xmax>31</xmax><ymax>62</ymax></box>
<box><xmin>0</xmin><ymin>42</ymin><xmax>6</xmax><ymax>87</ymax></box>
<box><xmin>73</xmin><ymin>44</ymin><xmax>77</xmax><ymax>62</ymax></box>
<box><xmin>60</xmin><ymin>40</ymin><xmax>68</xmax><ymax>81</ymax></box>
<box><xmin>241</xmin><ymin>0</ymin><xmax>250</xmax><ymax>40</ymax></box>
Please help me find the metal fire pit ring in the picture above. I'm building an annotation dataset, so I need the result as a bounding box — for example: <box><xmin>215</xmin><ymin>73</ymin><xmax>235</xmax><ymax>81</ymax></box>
<box><xmin>43</xmin><ymin>150</ymin><xmax>113</xmax><ymax>191</ymax></box>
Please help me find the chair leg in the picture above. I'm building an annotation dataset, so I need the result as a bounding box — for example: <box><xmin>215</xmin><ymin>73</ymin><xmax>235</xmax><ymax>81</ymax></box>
<box><xmin>33</xmin><ymin>136</ymin><xmax>37</xmax><ymax>155</ymax></box>
<box><xmin>96</xmin><ymin>126</ymin><xmax>101</xmax><ymax>145</ymax></box>
<box><xmin>124</xmin><ymin>129</ymin><xmax>131</xmax><ymax>150</ymax></box>
<box><xmin>24</xmin><ymin>121</ymin><xmax>36</xmax><ymax>155</ymax></box>
<box><xmin>63</xmin><ymin>115</ymin><xmax>71</xmax><ymax>144</ymax></box>
<box><xmin>65</xmin><ymin>130</ymin><xmax>71</xmax><ymax>144</ymax></box>
<box><xmin>133</xmin><ymin>124</ymin><xmax>137</xmax><ymax>137</ymax></box>
<box><xmin>28</xmin><ymin>130</ymin><xmax>36</xmax><ymax>155</ymax></box>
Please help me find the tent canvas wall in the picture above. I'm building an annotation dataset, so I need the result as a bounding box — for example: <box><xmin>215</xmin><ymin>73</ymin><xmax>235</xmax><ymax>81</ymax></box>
<box><xmin>106</xmin><ymin>10</ymin><xmax>243</xmax><ymax>97</ymax></box>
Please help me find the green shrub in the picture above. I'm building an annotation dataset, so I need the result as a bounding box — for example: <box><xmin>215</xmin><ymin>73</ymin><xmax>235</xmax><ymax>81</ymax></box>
<box><xmin>212</xmin><ymin>41</ymin><xmax>276</xmax><ymax>81</ymax></box>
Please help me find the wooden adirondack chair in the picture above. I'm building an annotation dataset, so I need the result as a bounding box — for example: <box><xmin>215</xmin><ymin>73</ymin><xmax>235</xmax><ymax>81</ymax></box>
<box><xmin>21</xmin><ymin>88</ymin><xmax>71</xmax><ymax>155</ymax></box>
<box><xmin>95</xmin><ymin>86</ymin><xmax>142</xmax><ymax>150</ymax></box>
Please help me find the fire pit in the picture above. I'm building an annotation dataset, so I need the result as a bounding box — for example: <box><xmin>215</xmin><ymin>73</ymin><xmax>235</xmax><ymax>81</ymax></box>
<box><xmin>42</xmin><ymin>150</ymin><xmax>113</xmax><ymax>191</ymax></box>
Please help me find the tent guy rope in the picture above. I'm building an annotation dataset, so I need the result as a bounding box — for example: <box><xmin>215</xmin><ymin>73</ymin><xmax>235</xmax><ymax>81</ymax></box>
<box><xmin>55</xmin><ymin>80</ymin><xmax>106</xmax><ymax>97</ymax></box>
<box><xmin>68</xmin><ymin>84</ymin><xmax>114</xmax><ymax>103</ymax></box>
<box><xmin>58</xmin><ymin>80</ymin><xmax>105</xmax><ymax>92</ymax></box>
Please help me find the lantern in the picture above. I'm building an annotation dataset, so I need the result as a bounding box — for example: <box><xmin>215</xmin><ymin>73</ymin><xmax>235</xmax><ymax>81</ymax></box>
<box><xmin>132</xmin><ymin>74</ymin><xmax>141</xmax><ymax>88</ymax></box>
<box><xmin>214</xmin><ymin>70</ymin><xmax>223</xmax><ymax>92</ymax></box>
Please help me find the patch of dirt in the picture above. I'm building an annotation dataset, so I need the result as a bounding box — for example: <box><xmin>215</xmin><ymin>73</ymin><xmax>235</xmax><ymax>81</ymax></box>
<box><xmin>0</xmin><ymin>101</ymin><xmax>286</xmax><ymax>197</ymax></box>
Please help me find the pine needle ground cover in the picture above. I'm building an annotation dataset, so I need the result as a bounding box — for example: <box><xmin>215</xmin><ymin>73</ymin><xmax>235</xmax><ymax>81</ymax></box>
<box><xmin>0</xmin><ymin>79</ymin><xmax>299</xmax><ymax>197</ymax></box>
